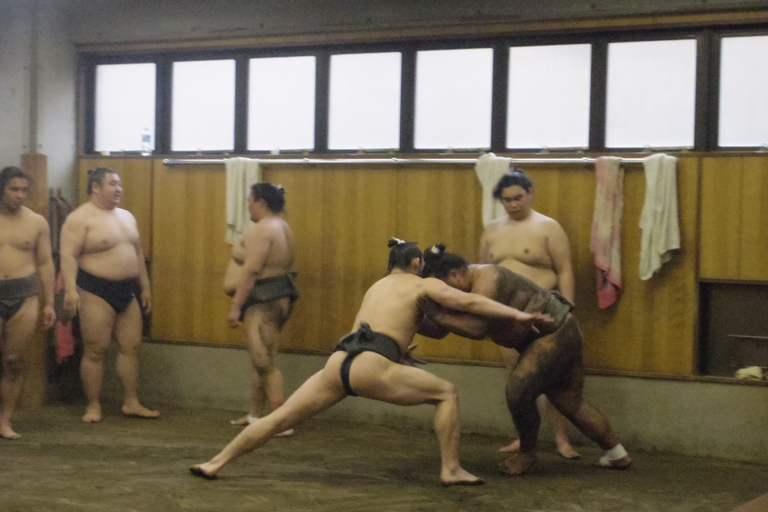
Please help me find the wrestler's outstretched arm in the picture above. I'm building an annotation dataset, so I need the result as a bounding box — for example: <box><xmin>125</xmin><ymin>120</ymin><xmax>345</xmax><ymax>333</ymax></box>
<box><xmin>421</xmin><ymin>277</ymin><xmax>550</xmax><ymax>331</ymax></box>
<box><xmin>428</xmin><ymin>310</ymin><xmax>488</xmax><ymax>340</ymax></box>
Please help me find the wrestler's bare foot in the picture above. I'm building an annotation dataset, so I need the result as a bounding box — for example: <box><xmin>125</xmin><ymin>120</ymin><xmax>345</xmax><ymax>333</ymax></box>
<box><xmin>556</xmin><ymin>441</ymin><xmax>580</xmax><ymax>459</ymax></box>
<box><xmin>500</xmin><ymin>452</ymin><xmax>537</xmax><ymax>476</ymax></box>
<box><xmin>190</xmin><ymin>462</ymin><xmax>220</xmax><ymax>480</ymax></box>
<box><xmin>121</xmin><ymin>404</ymin><xmax>160</xmax><ymax>419</ymax></box>
<box><xmin>0</xmin><ymin>422</ymin><xmax>21</xmax><ymax>440</ymax></box>
<box><xmin>498</xmin><ymin>438</ymin><xmax>520</xmax><ymax>453</ymax></box>
<box><xmin>82</xmin><ymin>404</ymin><xmax>102</xmax><ymax>423</ymax></box>
<box><xmin>440</xmin><ymin>467</ymin><xmax>485</xmax><ymax>487</ymax></box>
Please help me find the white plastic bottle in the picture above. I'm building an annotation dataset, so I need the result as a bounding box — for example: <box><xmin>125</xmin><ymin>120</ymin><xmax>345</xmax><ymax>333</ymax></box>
<box><xmin>141</xmin><ymin>128</ymin><xmax>152</xmax><ymax>156</ymax></box>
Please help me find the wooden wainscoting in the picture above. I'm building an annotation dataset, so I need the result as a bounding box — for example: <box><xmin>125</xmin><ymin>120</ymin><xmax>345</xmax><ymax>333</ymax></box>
<box><xmin>700</xmin><ymin>156</ymin><xmax>768</xmax><ymax>281</ymax></box>
<box><xmin>79</xmin><ymin>155</ymin><xmax>704</xmax><ymax>375</ymax></box>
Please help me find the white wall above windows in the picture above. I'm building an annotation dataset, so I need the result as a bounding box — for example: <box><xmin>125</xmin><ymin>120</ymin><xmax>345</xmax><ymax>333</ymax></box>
<box><xmin>605</xmin><ymin>39</ymin><xmax>697</xmax><ymax>149</ymax></box>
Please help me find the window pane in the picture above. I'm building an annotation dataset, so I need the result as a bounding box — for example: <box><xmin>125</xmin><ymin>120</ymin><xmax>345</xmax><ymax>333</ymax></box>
<box><xmin>507</xmin><ymin>44</ymin><xmax>591</xmax><ymax>149</ymax></box>
<box><xmin>94</xmin><ymin>63</ymin><xmax>156</xmax><ymax>152</ymax></box>
<box><xmin>172</xmin><ymin>60</ymin><xmax>235</xmax><ymax>151</ymax></box>
<box><xmin>606</xmin><ymin>40</ymin><xmax>697</xmax><ymax>148</ymax></box>
<box><xmin>415</xmin><ymin>48</ymin><xmax>493</xmax><ymax>149</ymax></box>
<box><xmin>249</xmin><ymin>56</ymin><xmax>316</xmax><ymax>151</ymax></box>
<box><xmin>329</xmin><ymin>52</ymin><xmax>401</xmax><ymax>150</ymax></box>
<box><xmin>719</xmin><ymin>36</ymin><xmax>768</xmax><ymax>147</ymax></box>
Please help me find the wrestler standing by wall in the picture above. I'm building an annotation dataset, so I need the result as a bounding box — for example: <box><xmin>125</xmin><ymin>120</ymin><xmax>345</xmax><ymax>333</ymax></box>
<box><xmin>60</xmin><ymin>168</ymin><xmax>158</xmax><ymax>423</ymax></box>
<box><xmin>479</xmin><ymin>168</ymin><xmax>580</xmax><ymax>459</ymax></box>
<box><xmin>0</xmin><ymin>166</ymin><xmax>56</xmax><ymax>438</ymax></box>
<box><xmin>225</xmin><ymin>183</ymin><xmax>297</xmax><ymax>434</ymax></box>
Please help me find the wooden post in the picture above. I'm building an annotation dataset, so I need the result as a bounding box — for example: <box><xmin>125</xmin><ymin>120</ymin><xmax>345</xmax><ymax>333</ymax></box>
<box><xmin>19</xmin><ymin>152</ymin><xmax>48</xmax><ymax>408</ymax></box>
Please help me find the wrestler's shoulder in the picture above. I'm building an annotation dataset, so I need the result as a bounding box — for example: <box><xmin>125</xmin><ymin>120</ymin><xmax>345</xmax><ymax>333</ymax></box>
<box><xmin>19</xmin><ymin>206</ymin><xmax>50</xmax><ymax>229</ymax></box>
<box><xmin>532</xmin><ymin>210</ymin><xmax>563</xmax><ymax>228</ymax></box>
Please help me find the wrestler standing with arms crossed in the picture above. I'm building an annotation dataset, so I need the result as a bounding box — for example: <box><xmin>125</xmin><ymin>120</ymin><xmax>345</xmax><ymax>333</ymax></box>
<box><xmin>60</xmin><ymin>168</ymin><xmax>158</xmax><ymax>423</ymax></box>
<box><xmin>0</xmin><ymin>167</ymin><xmax>56</xmax><ymax>438</ymax></box>
<box><xmin>225</xmin><ymin>183</ymin><xmax>297</xmax><ymax>435</ymax></box>
<box><xmin>479</xmin><ymin>168</ymin><xmax>579</xmax><ymax>459</ymax></box>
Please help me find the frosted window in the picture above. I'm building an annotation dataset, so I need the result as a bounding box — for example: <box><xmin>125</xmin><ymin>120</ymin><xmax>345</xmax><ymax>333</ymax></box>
<box><xmin>94</xmin><ymin>63</ymin><xmax>156</xmax><ymax>152</ymax></box>
<box><xmin>508</xmin><ymin>44</ymin><xmax>591</xmax><ymax>149</ymax></box>
<box><xmin>414</xmin><ymin>48</ymin><xmax>493</xmax><ymax>149</ymax></box>
<box><xmin>719</xmin><ymin>36</ymin><xmax>768</xmax><ymax>147</ymax></box>
<box><xmin>606</xmin><ymin>40</ymin><xmax>697</xmax><ymax>148</ymax></box>
<box><xmin>328</xmin><ymin>52</ymin><xmax>401</xmax><ymax>150</ymax></box>
<box><xmin>172</xmin><ymin>60</ymin><xmax>235</xmax><ymax>151</ymax></box>
<box><xmin>249</xmin><ymin>56</ymin><xmax>316</xmax><ymax>151</ymax></box>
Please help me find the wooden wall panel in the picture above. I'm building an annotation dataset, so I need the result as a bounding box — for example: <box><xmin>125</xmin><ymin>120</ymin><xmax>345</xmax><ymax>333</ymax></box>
<box><xmin>525</xmin><ymin>158</ymin><xmax>698</xmax><ymax>375</ymax></box>
<box><xmin>149</xmin><ymin>162</ymin><xmax>485</xmax><ymax>353</ymax></box>
<box><xmin>700</xmin><ymin>157</ymin><xmax>742</xmax><ymax>280</ymax></box>
<box><xmin>740</xmin><ymin>157</ymin><xmax>768</xmax><ymax>281</ymax></box>
<box><xmin>77</xmin><ymin>159</ymin><xmax>153</xmax><ymax>258</ymax></box>
<box><xmin>150</xmin><ymin>161</ymin><xmax>241</xmax><ymax>345</ymax></box>
<box><xmin>84</xmin><ymin>156</ymin><xmax>704</xmax><ymax>375</ymax></box>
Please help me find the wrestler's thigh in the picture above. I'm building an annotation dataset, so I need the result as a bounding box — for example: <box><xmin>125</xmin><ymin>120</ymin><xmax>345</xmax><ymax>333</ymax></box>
<box><xmin>242</xmin><ymin>308</ymin><xmax>273</xmax><ymax>359</ymax></box>
<box><xmin>508</xmin><ymin>333</ymin><xmax>568</xmax><ymax>399</ymax></box>
<box><xmin>78</xmin><ymin>290</ymin><xmax>117</xmax><ymax>350</ymax></box>
<box><xmin>114</xmin><ymin>299</ymin><xmax>143</xmax><ymax>351</ymax></box>
<box><xmin>351</xmin><ymin>353</ymin><xmax>451</xmax><ymax>406</ymax></box>
<box><xmin>3</xmin><ymin>297</ymin><xmax>40</xmax><ymax>357</ymax></box>
<box><xmin>244</xmin><ymin>298</ymin><xmax>292</xmax><ymax>331</ymax></box>
<box><xmin>538</xmin><ymin>320</ymin><xmax>585</xmax><ymax>411</ymax></box>
<box><xmin>272</xmin><ymin>358</ymin><xmax>347</xmax><ymax>424</ymax></box>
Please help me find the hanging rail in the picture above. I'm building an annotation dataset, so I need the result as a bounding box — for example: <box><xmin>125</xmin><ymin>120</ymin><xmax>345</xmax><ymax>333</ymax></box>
<box><xmin>163</xmin><ymin>156</ymin><xmax>648</xmax><ymax>166</ymax></box>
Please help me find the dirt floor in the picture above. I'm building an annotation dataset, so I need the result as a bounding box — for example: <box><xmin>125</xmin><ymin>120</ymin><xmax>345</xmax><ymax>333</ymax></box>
<box><xmin>2</xmin><ymin>403</ymin><xmax>767</xmax><ymax>512</ymax></box>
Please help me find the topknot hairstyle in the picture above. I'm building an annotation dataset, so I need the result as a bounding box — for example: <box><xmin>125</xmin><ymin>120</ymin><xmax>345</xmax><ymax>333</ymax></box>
<box><xmin>251</xmin><ymin>182</ymin><xmax>286</xmax><ymax>213</ymax></box>
<box><xmin>422</xmin><ymin>243</ymin><xmax>469</xmax><ymax>278</ymax></box>
<box><xmin>387</xmin><ymin>237</ymin><xmax>422</xmax><ymax>273</ymax></box>
<box><xmin>87</xmin><ymin>167</ymin><xmax>117</xmax><ymax>195</ymax></box>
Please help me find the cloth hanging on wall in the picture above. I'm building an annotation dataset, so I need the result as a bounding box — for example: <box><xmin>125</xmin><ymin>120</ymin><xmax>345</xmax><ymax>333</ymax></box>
<box><xmin>474</xmin><ymin>153</ymin><xmax>511</xmax><ymax>225</ymax></box>
<box><xmin>47</xmin><ymin>188</ymin><xmax>73</xmax><ymax>270</ymax></box>
<box><xmin>639</xmin><ymin>154</ymin><xmax>681</xmax><ymax>280</ymax></box>
<box><xmin>225</xmin><ymin>158</ymin><xmax>261</xmax><ymax>245</ymax></box>
<box><xmin>590</xmin><ymin>157</ymin><xmax>624</xmax><ymax>309</ymax></box>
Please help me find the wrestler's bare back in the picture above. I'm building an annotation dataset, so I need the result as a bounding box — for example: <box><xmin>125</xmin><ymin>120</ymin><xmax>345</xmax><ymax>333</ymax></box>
<box><xmin>223</xmin><ymin>216</ymin><xmax>295</xmax><ymax>295</ymax></box>
<box><xmin>351</xmin><ymin>273</ymin><xmax>426</xmax><ymax>351</ymax></box>
<box><xmin>0</xmin><ymin>206</ymin><xmax>48</xmax><ymax>279</ymax></box>
<box><xmin>63</xmin><ymin>203</ymin><xmax>142</xmax><ymax>281</ymax></box>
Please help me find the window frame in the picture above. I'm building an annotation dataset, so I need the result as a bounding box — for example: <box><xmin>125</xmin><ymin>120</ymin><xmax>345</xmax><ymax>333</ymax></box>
<box><xmin>79</xmin><ymin>23</ymin><xmax>768</xmax><ymax>157</ymax></box>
